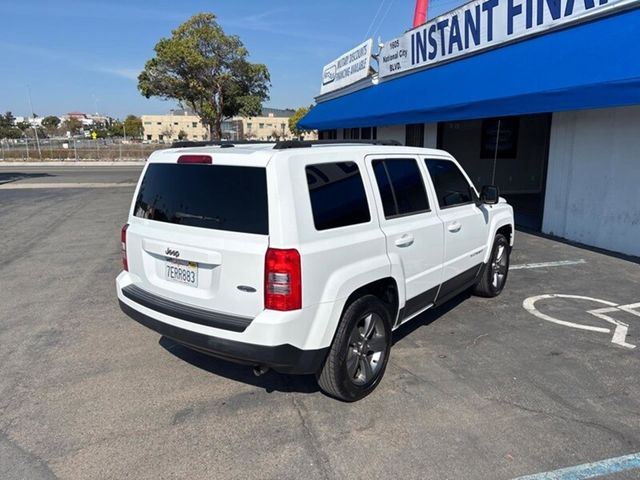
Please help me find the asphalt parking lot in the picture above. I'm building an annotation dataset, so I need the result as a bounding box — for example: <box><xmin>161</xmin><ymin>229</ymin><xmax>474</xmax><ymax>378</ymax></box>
<box><xmin>1</xmin><ymin>165</ymin><xmax>640</xmax><ymax>480</ymax></box>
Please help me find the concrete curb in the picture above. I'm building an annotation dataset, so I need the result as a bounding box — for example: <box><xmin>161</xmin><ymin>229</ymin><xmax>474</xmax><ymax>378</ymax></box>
<box><xmin>0</xmin><ymin>161</ymin><xmax>145</xmax><ymax>167</ymax></box>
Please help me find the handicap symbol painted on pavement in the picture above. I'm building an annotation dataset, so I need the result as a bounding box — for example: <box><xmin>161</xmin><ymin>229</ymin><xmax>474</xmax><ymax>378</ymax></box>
<box><xmin>523</xmin><ymin>294</ymin><xmax>640</xmax><ymax>349</ymax></box>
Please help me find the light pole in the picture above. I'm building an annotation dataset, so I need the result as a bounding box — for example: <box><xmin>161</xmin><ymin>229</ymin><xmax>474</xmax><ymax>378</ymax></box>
<box><xmin>24</xmin><ymin>131</ymin><xmax>29</xmax><ymax>159</ymax></box>
<box><xmin>27</xmin><ymin>85</ymin><xmax>42</xmax><ymax>159</ymax></box>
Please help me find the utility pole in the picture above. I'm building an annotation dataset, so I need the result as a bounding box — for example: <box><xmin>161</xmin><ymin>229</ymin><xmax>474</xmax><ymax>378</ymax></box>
<box><xmin>27</xmin><ymin>85</ymin><xmax>42</xmax><ymax>159</ymax></box>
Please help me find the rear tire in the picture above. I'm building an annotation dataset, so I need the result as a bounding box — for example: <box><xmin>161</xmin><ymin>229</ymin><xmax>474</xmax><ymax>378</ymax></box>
<box><xmin>317</xmin><ymin>295</ymin><xmax>392</xmax><ymax>402</ymax></box>
<box><xmin>473</xmin><ymin>233</ymin><xmax>510</xmax><ymax>297</ymax></box>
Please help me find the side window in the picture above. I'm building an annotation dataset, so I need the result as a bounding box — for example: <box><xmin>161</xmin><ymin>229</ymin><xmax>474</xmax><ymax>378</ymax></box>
<box><xmin>372</xmin><ymin>158</ymin><xmax>430</xmax><ymax>218</ymax></box>
<box><xmin>306</xmin><ymin>162</ymin><xmax>371</xmax><ymax>231</ymax></box>
<box><xmin>425</xmin><ymin>159</ymin><xmax>474</xmax><ymax>208</ymax></box>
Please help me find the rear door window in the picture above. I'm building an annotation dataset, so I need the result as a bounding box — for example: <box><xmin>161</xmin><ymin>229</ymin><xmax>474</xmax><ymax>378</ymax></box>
<box><xmin>306</xmin><ymin>162</ymin><xmax>371</xmax><ymax>231</ymax></box>
<box><xmin>372</xmin><ymin>158</ymin><xmax>430</xmax><ymax>218</ymax></box>
<box><xmin>133</xmin><ymin>163</ymin><xmax>268</xmax><ymax>235</ymax></box>
<box><xmin>425</xmin><ymin>159</ymin><xmax>474</xmax><ymax>208</ymax></box>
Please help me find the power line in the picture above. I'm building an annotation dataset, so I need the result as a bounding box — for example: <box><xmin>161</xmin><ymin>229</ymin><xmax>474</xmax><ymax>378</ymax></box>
<box><xmin>372</xmin><ymin>0</ymin><xmax>398</xmax><ymax>40</ymax></box>
<box><xmin>364</xmin><ymin>0</ymin><xmax>387</xmax><ymax>40</ymax></box>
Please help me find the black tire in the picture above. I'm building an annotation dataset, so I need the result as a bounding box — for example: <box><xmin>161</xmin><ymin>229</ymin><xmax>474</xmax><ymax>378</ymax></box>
<box><xmin>473</xmin><ymin>233</ymin><xmax>510</xmax><ymax>298</ymax></box>
<box><xmin>317</xmin><ymin>295</ymin><xmax>392</xmax><ymax>402</ymax></box>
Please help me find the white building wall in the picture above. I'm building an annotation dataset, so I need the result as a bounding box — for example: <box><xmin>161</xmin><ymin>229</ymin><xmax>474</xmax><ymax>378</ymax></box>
<box><xmin>424</xmin><ymin>123</ymin><xmax>438</xmax><ymax>148</ymax></box>
<box><xmin>543</xmin><ymin>106</ymin><xmax>640</xmax><ymax>257</ymax></box>
<box><xmin>376</xmin><ymin>123</ymin><xmax>438</xmax><ymax>146</ymax></box>
<box><xmin>377</xmin><ymin>125</ymin><xmax>405</xmax><ymax>144</ymax></box>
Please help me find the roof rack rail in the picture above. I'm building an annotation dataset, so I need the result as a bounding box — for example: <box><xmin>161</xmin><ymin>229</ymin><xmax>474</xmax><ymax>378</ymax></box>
<box><xmin>272</xmin><ymin>139</ymin><xmax>402</xmax><ymax>150</ymax></box>
<box><xmin>171</xmin><ymin>140</ymin><xmax>275</xmax><ymax>149</ymax></box>
<box><xmin>171</xmin><ymin>139</ymin><xmax>403</xmax><ymax>150</ymax></box>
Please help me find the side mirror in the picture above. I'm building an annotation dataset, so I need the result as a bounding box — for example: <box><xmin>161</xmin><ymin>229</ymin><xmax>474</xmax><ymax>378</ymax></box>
<box><xmin>480</xmin><ymin>185</ymin><xmax>499</xmax><ymax>205</ymax></box>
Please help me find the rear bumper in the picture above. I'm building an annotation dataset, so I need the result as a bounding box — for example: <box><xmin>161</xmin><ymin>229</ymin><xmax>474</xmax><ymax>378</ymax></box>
<box><xmin>119</xmin><ymin>300</ymin><xmax>328</xmax><ymax>375</ymax></box>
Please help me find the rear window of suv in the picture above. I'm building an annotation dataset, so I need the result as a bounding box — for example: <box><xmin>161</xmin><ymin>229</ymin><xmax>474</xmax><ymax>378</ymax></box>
<box><xmin>133</xmin><ymin>163</ymin><xmax>268</xmax><ymax>235</ymax></box>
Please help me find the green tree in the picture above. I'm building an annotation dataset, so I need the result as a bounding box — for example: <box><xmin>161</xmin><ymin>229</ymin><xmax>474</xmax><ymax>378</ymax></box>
<box><xmin>123</xmin><ymin>115</ymin><xmax>143</xmax><ymax>138</ymax></box>
<box><xmin>93</xmin><ymin>128</ymin><xmax>109</xmax><ymax>139</ymax></box>
<box><xmin>0</xmin><ymin>112</ymin><xmax>16</xmax><ymax>128</ymax></box>
<box><xmin>63</xmin><ymin>117</ymin><xmax>83</xmax><ymax>135</ymax></box>
<box><xmin>178</xmin><ymin>130</ymin><xmax>188</xmax><ymax>140</ymax></box>
<box><xmin>1</xmin><ymin>128</ymin><xmax>22</xmax><ymax>140</ymax></box>
<box><xmin>42</xmin><ymin>116</ymin><xmax>61</xmax><ymax>134</ymax></box>
<box><xmin>16</xmin><ymin>121</ymin><xmax>31</xmax><ymax>133</ymax></box>
<box><xmin>108</xmin><ymin>121</ymin><xmax>124</xmax><ymax>137</ymax></box>
<box><xmin>0</xmin><ymin>112</ymin><xmax>21</xmax><ymax>139</ymax></box>
<box><xmin>23</xmin><ymin>127</ymin><xmax>46</xmax><ymax>139</ymax></box>
<box><xmin>160</xmin><ymin>126</ymin><xmax>174</xmax><ymax>142</ymax></box>
<box><xmin>138</xmin><ymin>13</ymin><xmax>270</xmax><ymax>140</ymax></box>
<box><xmin>288</xmin><ymin>106</ymin><xmax>312</xmax><ymax>137</ymax></box>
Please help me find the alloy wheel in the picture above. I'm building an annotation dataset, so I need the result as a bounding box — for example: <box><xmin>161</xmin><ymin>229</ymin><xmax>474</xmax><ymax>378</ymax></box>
<box><xmin>345</xmin><ymin>312</ymin><xmax>387</xmax><ymax>386</ymax></box>
<box><xmin>491</xmin><ymin>244</ymin><xmax>509</xmax><ymax>289</ymax></box>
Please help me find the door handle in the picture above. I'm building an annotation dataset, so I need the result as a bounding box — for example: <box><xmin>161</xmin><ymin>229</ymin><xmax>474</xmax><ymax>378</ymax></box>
<box><xmin>448</xmin><ymin>222</ymin><xmax>462</xmax><ymax>233</ymax></box>
<box><xmin>395</xmin><ymin>234</ymin><xmax>415</xmax><ymax>248</ymax></box>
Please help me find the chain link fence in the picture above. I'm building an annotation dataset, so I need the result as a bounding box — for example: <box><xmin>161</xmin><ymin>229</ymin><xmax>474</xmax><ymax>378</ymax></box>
<box><xmin>0</xmin><ymin>138</ymin><xmax>165</xmax><ymax>161</ymax></box>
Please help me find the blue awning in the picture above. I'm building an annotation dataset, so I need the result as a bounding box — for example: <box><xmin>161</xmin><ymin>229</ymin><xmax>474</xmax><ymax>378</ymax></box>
<box><xmin>299</xmin><ymin>7</ymin><xmax>640</xmax><ymax>130</ymax></box>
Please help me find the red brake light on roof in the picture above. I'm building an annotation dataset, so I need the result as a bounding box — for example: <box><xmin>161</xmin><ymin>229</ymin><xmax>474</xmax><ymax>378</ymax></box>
<box><xmin>121</xmin><ymin>223</ymin><xmax>129</xmax><ymax>271</ymax></box>
<box><xmin>265</xmin><ymin>248</ymin><xmax>302</xmax><ymax>311</ymax></box>
<box><xmin>177</xmin><ymin>155</ymin><xmax>212</xmax><ymax>164</ymax></box>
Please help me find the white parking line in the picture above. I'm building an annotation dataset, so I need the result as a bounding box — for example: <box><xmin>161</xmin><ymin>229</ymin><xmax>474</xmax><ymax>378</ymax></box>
<box><xmin>514</xmin><ymin>451</ymin><xmax>640</xmax><ymax>479</ymax></box>
<box><xmin>510</xmin><ymin>259</ymin><xmax>586</xmax><ymax>270</ymax></box>
<box><xmin>0</xmin><ymin>182</ymin><xmax>137</xmax><ymax>189</ymax></box>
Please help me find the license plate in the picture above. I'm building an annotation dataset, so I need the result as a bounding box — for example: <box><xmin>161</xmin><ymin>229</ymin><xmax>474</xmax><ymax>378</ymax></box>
<box><xmin>165</xmin><ymin>259</ymin><xmax>198</xmax><ymax>287</ymax></box>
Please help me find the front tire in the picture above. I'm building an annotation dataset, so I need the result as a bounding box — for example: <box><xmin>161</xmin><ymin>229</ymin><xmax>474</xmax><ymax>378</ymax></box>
<box><xmin>317</xmin><ymin>295</ymin><xmax>392</xmax><ymax>402</ymax></box>
<box><xmin>473</xmin><ymin>233</ymin><xmax>510</xmax><ymax>297</ymax></box>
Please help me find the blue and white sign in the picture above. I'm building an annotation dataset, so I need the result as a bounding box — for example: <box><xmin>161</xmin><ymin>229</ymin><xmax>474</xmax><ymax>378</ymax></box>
<box><xmin>379</xmin><ymin>0</ymin><xmax>633</xmax><ymax>78</ymax></box>
<box><xmin>320</xmin><ymin>39</ymin><xmax>374</xmax><ymax>95</ymax></box>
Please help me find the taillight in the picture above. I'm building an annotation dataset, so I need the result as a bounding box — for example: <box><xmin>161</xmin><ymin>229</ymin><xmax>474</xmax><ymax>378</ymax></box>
<box><xmin>121</xmin><ymin>224</ymin><xmax>129</xmax><ymax>271</ymax></box>
<box><xmin>177</xmin><ymin>155</ymin><xmax>212</xmax><ymax>164</ymax></box>
<box><xmin>265</xmin><ymin>248</ymin><xmax>301</xmax><ymax>311</ymax></box>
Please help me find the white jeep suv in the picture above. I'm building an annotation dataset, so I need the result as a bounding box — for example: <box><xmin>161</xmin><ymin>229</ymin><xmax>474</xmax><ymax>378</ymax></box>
<box><xmin>116</xmin><ymin>140</ymin><xmax>514</xmax><ymax>401</ymax></box>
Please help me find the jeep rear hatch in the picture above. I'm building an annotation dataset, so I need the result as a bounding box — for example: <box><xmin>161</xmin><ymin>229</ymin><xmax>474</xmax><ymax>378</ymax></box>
<box><xmin>125</xmin><ymin>161</ymin><xmax>269</xmax><ymax>319</ymax></box>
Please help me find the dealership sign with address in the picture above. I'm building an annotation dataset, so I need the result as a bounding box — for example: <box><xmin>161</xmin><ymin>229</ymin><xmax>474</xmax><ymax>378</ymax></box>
<box><xmin>379</xmin><ymin>0</ymin><xmax>632</xmax><ymax>78</ymax></box>
<box><xmin>320</xmin><ymin>39</ymin><xmax>374</xmax><ymax>95</ymax></box>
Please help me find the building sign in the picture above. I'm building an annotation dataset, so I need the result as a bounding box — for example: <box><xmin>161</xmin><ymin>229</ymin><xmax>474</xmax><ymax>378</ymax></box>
<box><xmin>379</xmin><ymin>0</ymin><xmax>632</xmax><ymax>78</ymax></box>
<box><xmin>320</xmin><ymin>39</ymin><xmax>374</xmax><ymax>95</ymax></box>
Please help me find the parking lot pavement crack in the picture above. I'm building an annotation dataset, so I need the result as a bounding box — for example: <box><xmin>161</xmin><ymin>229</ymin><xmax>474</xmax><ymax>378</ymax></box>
<box><xmin>488</xmin><ymin>398</ymin><xmax>638</xmax><ymax>448</ymax></box>
<box><xmin>467</xmin><ymin>333</ymin><xmax>489</xmax><ymax>348</ymax></box>
<box><xmin>290</xmin><ymin>395</ymin><xmax>334</xmax><ymax>480</ymax></box>
<box><xmin>0</xmin><ymin>431</ymin><xmax>58</xmax><ymax>479</ymax></box>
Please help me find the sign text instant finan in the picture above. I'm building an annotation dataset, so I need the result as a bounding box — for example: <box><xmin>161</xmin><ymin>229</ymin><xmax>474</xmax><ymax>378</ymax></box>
<box><xmin>379</xmin><ymin>0</ymin><xmax>632</xmax><ymax>78</ymax></box>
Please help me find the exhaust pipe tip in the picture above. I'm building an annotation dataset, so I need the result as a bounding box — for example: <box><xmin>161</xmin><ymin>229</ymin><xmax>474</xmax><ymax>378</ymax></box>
<box><xmin>253</xmin><ymin>365</ymin><xmax>269</xmax><ymax>377</ymax></box>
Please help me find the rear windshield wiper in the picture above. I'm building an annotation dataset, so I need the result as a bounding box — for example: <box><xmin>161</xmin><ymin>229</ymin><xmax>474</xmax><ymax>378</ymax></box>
<box><xmin>174</xmin><ymin>212</ymin><xmax>225</xmax><ymax>224</ymax></box>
